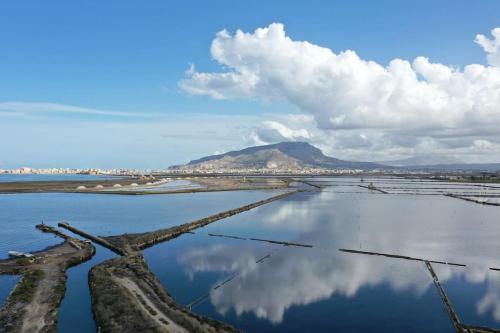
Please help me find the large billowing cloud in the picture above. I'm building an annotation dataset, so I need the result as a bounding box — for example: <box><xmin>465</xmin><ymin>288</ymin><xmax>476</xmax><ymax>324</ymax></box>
<box><xmin>180</xmin><ymin>24</ymin><xmax>500</xmax><ymax>162</ymax></box>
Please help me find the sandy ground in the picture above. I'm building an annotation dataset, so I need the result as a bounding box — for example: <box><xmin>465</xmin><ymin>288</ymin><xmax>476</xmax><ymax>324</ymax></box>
<box><xmin>20</xmin><ymin>268</ymin><xmax>56</xmax><ymax>332</ymax></box>
<box><xmin>0</xmin><ymin>176</ymin><xmax>291</xmax><ymax>195</ymax></box>
<box><xmin>115</xmin><ymin>277</ymin><xmax>188</xmax><ymax>333</ymax></box>
<box><xmin>0</xmin><ymin>236</ymin><xmax>95</xmax><ymax>333</ymax></box>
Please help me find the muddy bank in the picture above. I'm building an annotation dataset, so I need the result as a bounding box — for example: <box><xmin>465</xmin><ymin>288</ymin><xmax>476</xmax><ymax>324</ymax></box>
<box><xmin>95</xmin><ymin>176</ymin><xmax>291</xmax><ymax>195</ymax></box>
<box><xmin>78</xmin><ymin>190</ymin><xmax>299</xmax><ymax>332</ymax></box>
<box><xmin>0</xmin><ymin>187</ymin><xmax>299</xmax><ymax>332</ymax></box>
<box><xmin>0</xmin><ymin>178</ymin><xmax>140</xmax><ymax>194</ymax></box>
<box><xmin>358</xmin><ymin>184</ymin><xmax>388</xmax><ymax>194</ymax></box>
<box><xmin>0</xmin><ymin>227</ymin><xmax>95</xmax><ymax>333</ymax></box>
<box><xmin>0</xmin><ymin>176</ymin><xmax>291</xmax><ymax>195</ymax></box>
<box><xmin>90</xmin><ymin>254</ymin><xmax>240</xmax><ymax>333</ymax></box>
<box><xmin>445</xmin><ymin>193</ymin><xmax>500</xmax><ymax>206</ymax></box>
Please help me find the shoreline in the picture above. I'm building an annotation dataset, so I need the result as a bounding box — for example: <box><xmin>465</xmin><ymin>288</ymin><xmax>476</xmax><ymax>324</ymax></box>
<box><xmin>0</xmin><ymin>226</ymin><xmax>96</xmax><ymax>333</ymax></box>
<box><xmin>0</xmin><ymin>187</ymin><xmax>303</xmax><ymax>332</ymax></box>
<box><xmin>0</xmin><ymin>176</ymin><xmax>291</xmax><ymax>195</ymax></box>
<box><xmin>65</xmin><ymin>190</ymin><xmax>301</xmax><ymax>332</ymax></box>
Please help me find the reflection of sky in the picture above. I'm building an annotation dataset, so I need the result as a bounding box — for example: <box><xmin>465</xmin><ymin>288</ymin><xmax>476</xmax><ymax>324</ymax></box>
<box><xmin>167</xmin><ymin>185</ymin><xmax>500</xmax><ymax>330</ymax></box>
<box><xmin>433</xmin><ymin>265</ymin><xmax>500</xmax><ymax>328</ymax></box>
<box><xmin>57</xmin><ymin>245</ymin><xmax>116</xmax><ymax>333</ymax></box>
<box><xmin>0</xmin><ymin>189</ymin><xmax>281</xmax><ymax>331</ymax></box>
<box><xmin>0</xmin><ymin>275</ymin><xmax>19</xmax><ymax>307</ymax></box>
<box><xmin>0</xmin><ymin>190</ymin><xmax>277</xmax><ymax>258</ymax></box>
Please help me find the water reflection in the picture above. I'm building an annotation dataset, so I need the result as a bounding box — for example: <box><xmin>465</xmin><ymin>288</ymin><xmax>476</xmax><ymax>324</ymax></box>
<box><xmin>175</xmin><ymin>189</ymin><xmax>500</xmax><ymax>329</ymax></box>
<box><xmin>179</xmin><ymin>243</ymin><xmax>277</xmax><ymax>281</ymax></box>
<box><xmin>477</xmin><ymin>272</ymin><xmax>500</xmax><ymax>322</ymax></box>
<box><xmin>0</xmin><ymin>275</ymin><xmax>19</xmax><ymax>307</ymax></box>
<box><xmin>203</xmin><ymin>248</ymin><xmax>431</xmax><ymax>323</ymax></box>
<box><xmin>0</xmin><ymin>189</ymin><xmax>278</xmax><ymax>331</ymax></box>
<box><xmin>57</xmin><ymin>245</ymin><xmax>116</xmax><ymax>333</ymax></box>
<box><xmin>432</xmin><ymin>265</ymin><xmax>500</xmax><ymax>327</ymax></box>
<box><xmin>0</xmin><ymin>190</ymin><xmax>278</xmax><ymax>259</ymax></box>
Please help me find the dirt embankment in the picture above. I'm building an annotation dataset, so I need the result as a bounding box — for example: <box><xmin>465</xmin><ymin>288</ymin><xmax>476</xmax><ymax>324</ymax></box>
<box><xmin>87</xmin><ymin>190</ymin><xmax>300</xmax><ymax>332</ymax></box>
<box><xmin>0</xmin><ymin>228</ymin><xmax>95</xmax><ymax>333</ymax></box>
<box><xmin>104</xmin><ymin>190</ymin><xmax>299</xmax><ymax>252</ymax></box>
<box><xmin>0</xmin><ymin>178</ymin><xmax>139</xmax><ymax>194</ymax></box>
<box><xmin>0</xmin><ymin>176</ymin><xmax>291</xmax><ymax>195</ymax></box>
<box><xmin>194</xmin><ymin>177</ymin><xmax>290</xmax><ymax>191</ymax></box>
<box><xmin>90</xmin><ymin>254</ymin><xmax>240</xmax><ymax>333</ymax></box>
<box><xmin>1</xmin><ymin>189</ymin><xmax>300</xmax><ymax>332</ymax></box>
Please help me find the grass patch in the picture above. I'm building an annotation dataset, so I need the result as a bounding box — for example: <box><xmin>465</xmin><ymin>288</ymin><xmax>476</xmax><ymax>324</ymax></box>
<box><xmin>15</xmin><ymin>258</ymin><xmax>33</xmax><ymax>266</ymax></box>
<box><xmin>10</xmin><ymin>270</ymin><xmax>44</xmax><ymax>303</ymax></box>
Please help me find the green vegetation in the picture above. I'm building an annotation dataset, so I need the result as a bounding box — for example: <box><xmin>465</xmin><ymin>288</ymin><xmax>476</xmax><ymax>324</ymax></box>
<box><xmin>66</xmin><ymin>245</ymin><xmax>95</xmax><ymax>267</ymax></box>
<box><xmin>16</xmin><ymin>257</ymin><xmax>33</xmax><ymax>266</ymax></box>
<box><xmin>11</xmin><ymin>269</ymin><xmax>44</xmax><ymax>303</ymax></box>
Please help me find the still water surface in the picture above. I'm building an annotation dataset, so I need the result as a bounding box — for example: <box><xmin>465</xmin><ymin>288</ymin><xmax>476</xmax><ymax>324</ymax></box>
<box><xmin>0</xmin><ymin>275</ymin><xmax>18</xmax><ymax>307</ymax></box>
<box><xmin>1</xmin><ymin>177</ymin><xmax>500</xmax><ymax>331</ymax></box>
<box><xmin>0</xmin><ymin>188</ymin><xmax>278</xmax><ymax>332</ymax></box>
<box><xmin>144</xmin><ymin>181</ymin><xmax>500</xmax><ymax>332</ymax></box>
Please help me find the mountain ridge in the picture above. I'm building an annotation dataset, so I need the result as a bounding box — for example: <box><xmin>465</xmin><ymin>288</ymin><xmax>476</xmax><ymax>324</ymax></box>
<box><xmin>381</xmin><ymin>154</ymin><xmax>464</xmax><ymax>167</ymax></box>
<box><xmin>173</xmin><ymin>142</ymin><xmax>386</xmax><ymax>170</ymax></box>
<box><xmin>171</xmin><ymin>142</ymin><xmax>500</xmax><ymax>172</ymax></box>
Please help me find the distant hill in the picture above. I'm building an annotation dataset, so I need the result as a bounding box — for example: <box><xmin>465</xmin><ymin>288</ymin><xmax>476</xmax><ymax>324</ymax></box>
<box><xmin>172</xmin><ymin>142</ymin><xmax>386</xmax><ymax>170</ymax></box>
<box><xmin>382</xmin><ymin>154</ymin><xmax>463</xmax><ymax>167</ymax></box>
<box><xmin>405</xmin><ymin>163</ymin><xmax>500</xmax><ymax>172</ymax></box>
<box><xmin>383</xmin><ymin>155</ymin><xmax>500</xmax><ymax>172</ymax></box>
<box><xmin>170</xmin><ymin>142</ymin><xmax>500</xmax><ymax>172</ymax></box>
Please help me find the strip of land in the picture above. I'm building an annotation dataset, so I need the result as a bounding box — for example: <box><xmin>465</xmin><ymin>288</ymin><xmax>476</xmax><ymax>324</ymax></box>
<box><xmin>358</xmin><ymin>184</ymin><xmax>388</xmax><ymax>193</ymax></box>
<box><xmin>339</xmin><ymin>248</ymin><xmax>466</xmax><ymax>267</ymax></box>
<box><xmin>90</xmin><ymin>254</ymin><xmax>240</xmax><ymax>333</ymax></box>
<box><xmin>425</xmin><ymin>261</ymin><xmax>463</xmax><ymax>333</ymax></box>
<box><xmin>0</xmin><ymin>176</ymin><xmax>291</xmax><ymax>195</ymax></box>
<box><xmin>99</xmin><ymin>190</ymin><xmax>299</xmax><ymax>253</ymax></box>
<box><xmin>0</xmin><ymin>178</ymin><xmax>139</xmax><ymax>194</ymax></box>
<box><xmin>0</xmin><ymin>225</ymin><xmax>95</xmax><ymax>333</ymax></box>
<box><xmin>207</xmin><ymin>233</ymin><xmax>313</xmax><ymax>247</ymax></box>
<box><xmin>63</xmin><ymin>190</ymin><xmax>299</xmax><ymax>332</ymax></box>
<box><xmin>445</xmin><ymin>193</ymin><xmax>500</xmax><ymax>206</ymax></box>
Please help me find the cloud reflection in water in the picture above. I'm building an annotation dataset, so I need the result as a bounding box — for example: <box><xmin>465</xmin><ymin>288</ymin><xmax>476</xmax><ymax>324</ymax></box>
<box><xmin>179</xmin><ymin>190</ymin><xmax>500</xmax><ymax>324</ymax></box>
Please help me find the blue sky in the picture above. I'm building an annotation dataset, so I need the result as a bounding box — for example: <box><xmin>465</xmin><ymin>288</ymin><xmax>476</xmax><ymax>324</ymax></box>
<box><xmin>1</xmin><ymin>1</ymin><xmax>500</xmax><ymax>168</ymax></box>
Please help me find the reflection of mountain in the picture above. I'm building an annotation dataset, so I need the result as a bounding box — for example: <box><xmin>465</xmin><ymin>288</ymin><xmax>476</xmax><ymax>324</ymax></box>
<box><xmin>179</xmin><ymin>190</ymin><xmax>500</xmax><ymax>325</ymax></box>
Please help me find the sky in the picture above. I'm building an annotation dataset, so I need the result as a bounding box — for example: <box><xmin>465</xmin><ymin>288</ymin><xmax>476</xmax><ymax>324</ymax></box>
<box><xmin>1</xmin><ymin>0</ymin><xmax>500</xmax><ymax>168</ymax></box>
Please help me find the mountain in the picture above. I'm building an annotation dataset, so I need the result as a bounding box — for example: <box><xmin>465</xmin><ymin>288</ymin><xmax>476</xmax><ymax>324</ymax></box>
<box><xmin>172</xmin><ymin>142</ymin><xmax>387</xmax><ymax>170</ymax></box>
<box><xmin>382</xmin><ymin>154</ymin><xmax>464</xmax><ymax>167</ymax></box>
<box><xmin>405</xmin><ymin>163</ymin><xmax>500</xmax><ymax>172</ymax></box>
<box><xmin>379</xmin><ymin>155</ymin><xmax>500</xmax><ymax>171</ymax></box>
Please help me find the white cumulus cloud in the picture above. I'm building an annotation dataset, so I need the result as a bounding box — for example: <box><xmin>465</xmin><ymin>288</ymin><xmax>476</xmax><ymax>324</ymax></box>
<box><xmin>180</xmin><ymin>23</ymin><xmax>500</xmax><ymax>163</ymax></box>
<box><xmin>476</xmin><ymin>28</ymin><xmax>500</xmax><ymax>67</ymax></box>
